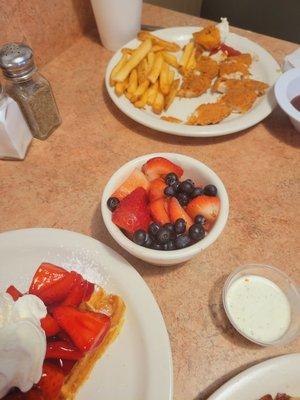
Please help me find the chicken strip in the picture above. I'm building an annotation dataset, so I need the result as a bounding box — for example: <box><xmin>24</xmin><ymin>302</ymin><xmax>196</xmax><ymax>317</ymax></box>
<box><xmin>227</xmin><ymin>53</ymin><xmax>252</xmax><ymax>66</ymax></box>
<box><xmin>177</xmin><ymin>70</ymin><xmax>212</xmax><ymax>98</ymax></box>
<box><xmin>187</xmin><ymin>102</ymin><xmax>232</xmax><ymax>125</ymax></box>
<box><xmin>196</xmin><ymin>56</ymin><xmax>219</xmax><ymax>79</ymax></box>
<box><xmin>213</xmin><ymin>78</ymin><xmax>269</xmax><ymax>96</ymax></box>
<box><xmin>220</xmin><ymin>86</ymin><xmax>258</xmax><ymax>113</ymax></box>
<box><xmin>193</xmin><ymin>25</ymin><xmax>221</xmax><ymax>50</ymax></box>
<box><xmin>219</xmin><ymin>61</ymin><xmax>250</xmax><ymax>79</ymax></box>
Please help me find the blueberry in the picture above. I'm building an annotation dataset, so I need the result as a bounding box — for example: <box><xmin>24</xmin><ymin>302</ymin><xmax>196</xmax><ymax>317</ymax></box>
<box><xmin>133</xmin><ymin>229</ymin><xmax>147</xmax><ymax>246</ymax></box>
<box><xmin>194</xmin><ymin>214</ymin><xmax>206</xmax><ymax>225</ymax></box>
<box><xmin>171</xmin><ymin>181</ymin><xmax>181</xmax><ymax>193</ymax></box>
<box><xmin>143</xmin><ymin>233</ymin><xmax>153</xmax><ymax>248</ymax></box>
<box><xmin>107</xmin><ymin>197</ymin><xmax>120</xmax><ymax>212</ymax></box>
<box><xmin>175</xmin><ymin>234</ymin><xmax>192</xmax><ymax>249</ymax></box>
<box><xmin>165</xmin><ymin>172</ymin><xmax>178</xmax><ymax>186</ymax></box>
<box><xmin>164</xmin><ymin>185</ymin><xmax>176</xmax><ymax>197</ymax></box>
<box><xmin>157</xmin><ymin>227</ymin><xmax>170</xmax><ymax>244</ymax></box>
<box><xmin>151</xmin><ymin>242</ymin><xmax>162</xmax><ymax>250</ymax></box>
<box><xmin>164</xmin><ymin>223</ymin><xmax>176</xmax><ymax>240</ymax></box>
<box><xmin>174</xmin><ymin>218</ymin><xmax>186</xmax><ymax>234</ymax></box>
<box><xmin>189</xmin><ymin>224</ymin><xmax>205</xmax><ymax>241</ymax></box>
<box><xmin>179</xmin><ymin>180</ymin><xmax>194</xmax><ymax>194</ymax></box>
<box><xmin>204</xmin><ymin>184</ymin><xmax>217</xmax><ymax>196</ymax></box>
<box><xmin>190</xmin><ymin>187</ymin><xmax>204</xmax><ymax>199</ymax></box>
<box><xmin>160</xmin><ymin>242</ymin><xmax>169</xmax><ymax>251</ymax></box>
<box><xmin>165</xmin><ymin>240</ymin><xmax>176</xmax><ymax>250</ymax></box>
<box><xmin>148</xmin><ymin>222</ymin><xmax>160</xmax><ymax>237</ymax></box>
<box><xmin>177</xmin><ymin>192</ymin><xmax>189</xmax><ymax>206</ymax></box>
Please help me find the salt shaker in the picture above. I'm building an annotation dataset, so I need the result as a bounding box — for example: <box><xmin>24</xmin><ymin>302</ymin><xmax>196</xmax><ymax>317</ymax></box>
<box><xmin>0</xmin><ymin>83</ymin><xmax>32</xmax><ymax>160</ymax></box>
<box><xmin>0</xmin><ymin>43</ymin><xmax>61</xmax><ymax>140</ymax></box>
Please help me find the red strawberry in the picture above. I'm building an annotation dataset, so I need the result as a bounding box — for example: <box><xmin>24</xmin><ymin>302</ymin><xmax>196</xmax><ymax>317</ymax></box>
<box><xmin>29</xmin><ymin>263</ymin><xmax>77</xmax><ymax>305</ymax></box>
<box><xmin>148</xmin><ymin>178</ymin><xmax>167</xmax><ymax>202</ymax></box>
<box><xmin>112</xmin><ymin>187</ymin><xmax>151</xmax><ymax>234</ymax></box>
<box><xmin>168</xmin><ymin>197</ymin><xmax>193</xmax><ymax>230</ymax></box>
<box><xmin>59</xmin><ymin>359</ymin><xmax>77</xmax><ymax>375</ymax></box>
<box><xmin>150</xmin><ymin>198</ymin><xmax>170</xmax><ymax>225</ymax></box>
<box><xmin>83</xmin><ymin>281</ymin><xmax>95</xmax><ymax>301</ymax></box>
<box><xmin>60</xmin><ymin>272</ymin><xmax>89</xmax><ymax>307</ymax></box>
<box><xmin>41</xmin><ymin>314</ymin><xmax>60</xmax><ymax>337</ymax></box>
<box><xmin>53</xmin><ymin>306</ymin><xmax>111</xmax><ymax>353</ymax></box>
<box><xmin>37</xmin><ymin>362</ymin><xmax>65</xmax><ymax>400</ymax></box>
<box><xmin>6</xmin><ymin>285</ymin><xmax>23</xmax><ymax>301</ymax></box>
<box><xmin>186</xmin><ymin>195</ymin><xmax>220</xmax><ymax>230</ymax></box>
<box><xmin>142</xmin><ymin>157</ymin><xmax>184</xmax><ymax>181</ymax></box>
<box><xmin>112</xmin><ymin>168</ymin><xmax>150</xmax><ymax>200</ymax></box>
<box><xmin>46</xmin><ymin>340</ymin><xmax>83</xmax><ymax>360</ymax></box>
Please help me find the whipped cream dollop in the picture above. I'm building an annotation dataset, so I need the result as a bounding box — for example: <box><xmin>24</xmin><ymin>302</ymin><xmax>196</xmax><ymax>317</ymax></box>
<box><xmin>0</xmin><ymin>293</ymin><xmax>47</xmax><ymax>398</ymax></box>
<box><xmin>217</xmin><ymin>17</ymin><xmax>229</xmax><ymax>43</ymax></box>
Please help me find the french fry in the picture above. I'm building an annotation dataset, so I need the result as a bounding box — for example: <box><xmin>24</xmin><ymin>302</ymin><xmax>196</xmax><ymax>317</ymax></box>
<box><xmin>152</xmin><ymin>45</ymin><xmax>164</xmax><ymax>53</ymax></box>
<box><xmin>137</xmin><ymin>58</ymin><xmax>148</xmax><ymax>84</ymax></box>
<box><xmin>131</xmin><ymin>79</ymin><xmax>150</xmax><ymax>102</ymax></box>
<box><xmin>114</xmin><ymin>78</ymin><xmax>129</xmax><ymax>96</ymax></box>
<box><xmin>110</xmin><ymin>54</ymin><xmax>128</xmax><ymax>86</ymax></box>
<box><xmin>186</xmin><ymin>47</ymin><xmax>196</xmax><ymax>71</ymax></box>
<box><xmin>160</xmin><ymin>116</ymin><xmax>182</xmax><ymax>123</ymax></box>
<box><xmin>148</xmin><ymin>53</ymin><xmax>163</xmax><ymax>84</ymax></box>
<box><xmin>164</xmin><ymin>79</ymin><xmax>180</xmax><ymax>110</ymax></box>
<box><xmin>146</xmin><ymin>81</ymin><xmax>158</xmax><ymax>105</ymax></box>
<box><xmin>168</xmin><ymin>69</ymin><xmax>175</xmax><ymax>85</ymax></box>
<box><xmin>121</xmin><ymin>48</ymin><xmax>134</xmax><ymax>56</ymax></box>
<box><xmin>138</xmin><ymin>31</ymin><xmax>180</xmax><ymax>52</ymax></box>
<box><xmin>162</xmin><ymin>51</ymin><xmax>179</xmax><ymax>68</ymax></box>
<box><xmin>147</xmin><ymin>52</ymin><xmax>155</xmax><ymax>74</ymax></box>
<box><xmin>125</xmin><ymin>91</ymin><xmax>133</xmax><ymax>101</ymax></box>
<box><xmin>179</xmin><ymin>42</ymin><xmax>194</xmax><ymax>68</ymax></box>
<box><xmin>159</xmin><ymin>62</ymin><xmax>171</xmax><ymax>95</ymax></box>
<box><xmin>127</xmin><ymin>69</ymin><xmax>138</xmax><ymax>94</ymax></box>
<box><xmin>114</xmin><ymin>39</ymin><xmax>152</xmax><ymax>82</ymax></box>
<box><xmin>152</xmin><ymin>90</ymin><xmax>165</xmax><ymax>114</ymax></box>
<box><xmin>134</xmin><ymin>89</ymin><xmax>149</xmax><ymax>108</ymax></box>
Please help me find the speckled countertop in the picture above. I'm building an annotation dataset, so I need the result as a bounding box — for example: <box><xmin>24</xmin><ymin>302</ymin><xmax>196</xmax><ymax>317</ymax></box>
<box><xmin>0</xmin><ymin>4</ymin><xmax>299</xmax><ymax>400</ymax></box>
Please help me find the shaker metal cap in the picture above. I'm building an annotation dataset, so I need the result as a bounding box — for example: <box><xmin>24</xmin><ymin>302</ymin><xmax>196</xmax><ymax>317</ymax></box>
<box><xmin>0</xmin><ymin>43</ymin><xmax>37</xmax><ymax>80</ymax></box>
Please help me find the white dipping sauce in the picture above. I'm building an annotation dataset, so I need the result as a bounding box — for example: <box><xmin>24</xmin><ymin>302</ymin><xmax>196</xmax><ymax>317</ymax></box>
<box><xmin>225</xmin><ymin>275</ymin><xmax>291</xmax><ymax>343</ymax></box>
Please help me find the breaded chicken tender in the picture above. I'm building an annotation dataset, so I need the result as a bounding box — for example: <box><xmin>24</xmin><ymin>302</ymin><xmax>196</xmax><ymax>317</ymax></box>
<box><xmin>187</xmin><ymin>102</ymin><xmax>232</xmax><ymax>125</ymax></box>
<box><xmin>219</xmin><ymin>61</ymin><xmax>250</xmax><ymax>79</ymax></box>
<box><xmin>220</xmin><ymin>86</ymin><xmax>258</xmax><ymax>113</ymax></box>
<box><xmin>227</xmin><ymin>53</ymin><xmax>252</xmax><ymax>66</ymax></box>
<box><xmin>213</xmin><ymin>78</ymin><xmax>268</xmax><ymax>96</ymax></box>
<box><xmin>177</xmin><ymin>70</ymin><xmax>212</xmax><ymax>98</ymax></box>
<box><xmin>193</xmin><ymin>25</ymin><xmax>221</xmax><ymax>50</ymax></box>
<box><xmin>196</xmin><ymin>56</ymin><xmax>219</xmax><ymax>79</ymax></box>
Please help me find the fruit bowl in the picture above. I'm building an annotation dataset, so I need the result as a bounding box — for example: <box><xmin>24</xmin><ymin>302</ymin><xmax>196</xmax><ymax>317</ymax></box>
<box><xmin>101</xmin><ymin>153</ymin><xmax>229</xmax><ymax>266</ymax></box>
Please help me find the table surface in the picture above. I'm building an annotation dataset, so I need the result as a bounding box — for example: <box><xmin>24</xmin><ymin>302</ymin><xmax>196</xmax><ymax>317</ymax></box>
<box><xmin>0</xmin><ymin>4</ymin><xmax>299</xmax><ymax>400</ymax></box>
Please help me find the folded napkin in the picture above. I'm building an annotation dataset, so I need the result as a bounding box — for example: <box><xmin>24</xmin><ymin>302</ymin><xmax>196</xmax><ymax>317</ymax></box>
<box><xmin>283</xmin><ymin>48</ymin><xmax>300</xmax><ymax>71</ymax></box>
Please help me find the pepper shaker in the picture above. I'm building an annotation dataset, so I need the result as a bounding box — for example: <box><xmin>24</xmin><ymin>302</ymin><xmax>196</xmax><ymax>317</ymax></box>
<box><xmin>0</xmin><ymin>43</ymin><xmax>61</xmax><ymax>140</ymax></box>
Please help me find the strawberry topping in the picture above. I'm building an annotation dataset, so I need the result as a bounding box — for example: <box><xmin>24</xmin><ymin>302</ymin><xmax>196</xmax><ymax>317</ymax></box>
<box><xmin>142</xmin><ymin>157</ymin><xmax>183</xmax><ymax>181</ymax></box>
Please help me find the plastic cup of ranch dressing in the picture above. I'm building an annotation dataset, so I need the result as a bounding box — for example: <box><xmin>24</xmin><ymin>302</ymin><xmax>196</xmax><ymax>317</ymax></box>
<box><xmin>223</xmin><ymin>264</ymin><xmax>300</xmax><ymax>346</ymax></box>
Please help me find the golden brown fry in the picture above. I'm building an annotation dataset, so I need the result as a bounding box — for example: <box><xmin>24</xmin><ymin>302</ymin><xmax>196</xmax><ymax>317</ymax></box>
<box><xmin>168</xmin><ymin>69</ymin><xmax>175</xmax><ymax>85</ymax></box>
<box><xmin>147</xmin><ymin>52</ymin><xmax>155</xmax><ymax>73</ymax></box>
<box><xmin>186</xmin><ymin>47</ymin><xmax>196</xmax><ymax>71</ymax></box>
<box><xmin>152</xmin><ymin>91</ymin><xmax>165</xmax><ymax>114</ymax></box>
<box><xmin>125</xmin><ymin>91</ymin><xmax>133</xmax><ymax>101</ymax></box>
<box><xmin>146</xmin><ymin>81</ymin><xmax>158</xmax><ymax>105</ymax></box>
<box><xmin>179</xmin><ymin>42</ymin><xmax>194</xmax><ymax>68</ymax></box>
<box><xmin>110</xmin><ymin>54</ymin><xmax>128</xmax><ymax>86</ymax></box>
<box><xmin>137</xmin><ymin>58</ymin><xmax>148</xmax><ymax>84</ymax></box>
<box><xmin>131</xmin><ymin>79</ymin><xmax>150</xmax><ymax>102</ymax></box>
<box><xmin>114</xmin><ymin>39</ymin><xmax>152</xmax><ymax>82</ymax></box>
<box><xmin>127</xmin><ymin>69</ymin><xmax>138</xmax><ymax>94</ymax></box>
<box><xmin>134</xmin><ymin>89</ymin><xmax>149</xmax><ymax>108</ymax></box>
<box><xmin>161</xmin><ymin>116</ymin><xmax>182</xmax><ymax>123</ymax></box>
<box><xmin>162</xmin><ymin>51</ymin><xmax>179</xmax><ymax>68</ymax></box>
<box><xmin>159</xmin><ymin>62</ymin><xmax>171</xmax><ymax>95</ymax></box>
<box><xmin>164</xmin><ymin>79</ymin><xmax>180</xmax><ymax>110</ymax></box>
<box><xmin>148</xmin><ymin>53</ymin><xmax>164</xmax><ymax>84</ymax></box>
<box><xmin>121</xmin><ymin>48</ymin><xmax>134</xmax><ymax>56</ymax></box>
<box><xmin>114</xmin><ymin>78</ymin><xmax>129</xmax><ymax>96</ymax></box>
<box><xmin>152</xmin><ymin>45</ymin><xmax>164</xmax><ymax>52</ymax></box>
<box><xmin>137</xmin><ymin>31</ymin><xmax>180</xmax><ymax>52</ymax></box>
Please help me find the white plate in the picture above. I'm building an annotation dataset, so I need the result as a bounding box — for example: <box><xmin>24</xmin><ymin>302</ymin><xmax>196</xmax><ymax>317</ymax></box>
<box><xmin>0</xmin><ymin>228</ymin><xmax>173</xmax><ymax>400</ymax></box>
<box><xmin>105</xmin><ymin>26</ymin><xmax>280</xmax><ymax>137</ymax></box>
<box><xmin>208</xmin><ymin>353</ymin><xmax>300</xmax><ymax>399</ymax></box>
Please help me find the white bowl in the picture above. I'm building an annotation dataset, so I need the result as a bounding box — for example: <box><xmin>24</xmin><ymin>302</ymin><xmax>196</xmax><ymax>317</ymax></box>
<box><xmin>101</xmin><ymin>153</ymin><xmax>229</xmax><ymax>266</ymax></box>
<box><xmin>275</xmin><ymin>68</ymin><xmax>300</xmax><ymax>132</ymax></box>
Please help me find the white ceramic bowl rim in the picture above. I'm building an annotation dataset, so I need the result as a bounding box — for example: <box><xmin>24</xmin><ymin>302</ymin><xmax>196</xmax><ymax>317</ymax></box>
<box><xmin>101</xmin><ymin>153</ymin><xmax>229</xmax><ymax>262</ymax></box>
<box><xmin>275</xmin><ymin>67</ymin><xmax>300</xmax><ymax>120</ymax></box>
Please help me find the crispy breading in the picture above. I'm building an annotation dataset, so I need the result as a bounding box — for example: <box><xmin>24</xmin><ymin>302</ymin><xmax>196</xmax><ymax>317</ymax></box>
<box><xmin>227</xmin><ymin>53</ymin><xmax>252</xmax><ymax>66</ymax></box>
<box><xmin>193</xmin><ymin>25</ymin><xmax>221</xmax><ymax>50</ymax></box>
<box><xmin>177</xmin><ymin>70</ymin><xmax>212</xmax><ymax>98</ymax></box>
<box><xmin>196</xmin><ymin>56</ymin><xmax>219</xmax><ymax>78</ymax></box>
<box><xmin>219</xmin><ymin>61</ymin><xmax>250</xmax><ymax>79</ymax></box>
<box><xmin>213</xmin><ymin>78</ymin><xmax>268</xmax><ymax>96</ymax></box>
<box><xmin>187</xmin><ymin>102</ymin><xmax>232</xmax><ymax>125</ymax></box>
<box><xmin>160</xmin><ymin>116</ymin><xmax>182</xmax><ymax>123</ymax></box>
<box><xmin>220</xmin><ymin>86</ymin><xmax>258</xmax><ymax>113</ymax></box>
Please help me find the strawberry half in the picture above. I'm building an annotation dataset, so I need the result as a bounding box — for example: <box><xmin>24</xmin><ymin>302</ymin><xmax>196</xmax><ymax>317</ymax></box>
<box><xmin>186</xmin><ymin>195</ymin><xmax>220</xmax><ymax>230</ymax></box>
<box><xmin>37</xmin><ymin>362</ymin><xmax>65</xmax><ymax>400</ymax></box>
<box><xmin>46</xmin><ymin>340</ymin><xmax>83</xmax><ymax>361</ymax></box>
<box><xmin>142</xmin><ymin>157</ymin><xmax>184</xmax><ymax>181</ymax></box>
<box><xmin>112</xmin><ymin>187</ymin><xmax>151</xmax><ymax>234</ymax></box>
<box><xmin>53</xmin><ymin>306</ymin><xmax>111</xmax><ymax>353</ymax></box>
<box><xmin>148</xmin><ymin>178</ymin><xmax>167</xmax><ymax>202</ymax></box>
<box><xmin>41</xmin><ymin>314</ymin><xmax>60</xmax><ymax>337</ymax></box>
<box><xmin>60</xmin><ymin>272</ymin><xmax>94</xmax><ymax>307</ymax></box>
<box><xmin>150</xmin><ymin>198</ymin><xmax>170</xmax><ymax>225</ymax></box>
<box><xmin>6</xmin><ymin>285</ymin><xmax>23</xmax><ymax>301</ymax></box>
<box><xmin>168</xmin><ymin>197</ymin><xmax>193</xmax><ymax>230</ymax></box>
<box><xmin>112</xmin><ymin>168</ymin><xmax>150</xmax><ymax>200</ymax></box>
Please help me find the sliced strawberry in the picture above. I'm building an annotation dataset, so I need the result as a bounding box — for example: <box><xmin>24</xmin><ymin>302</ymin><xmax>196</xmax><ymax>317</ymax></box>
<box><xmin>60</xmin><ymin>272</ymin><xmax>86</xmax><ymax>307</ymax></box>
<box><xmin>46</xmin><ymin>340</ymin><xmax>83</xmax><ymax>360</ymax></box>
<box><xmin>83</xmin><ymin>281</ymin><xmax>95</xmax><ymax>301</ymax></box>
<box><xmin>150</xmin><ymin>198</ymin><xmax>171</xmax><ymax>225</ymax></box>
<box><xmin>41</xmin><ymin>314</ymin><xmax>60</xmax><ymax>337</ymax></box>
<box><xmin>37</xmin><ymin>362</ymin><xmax>65</xmax><ymax>400</ymax></box>
<box><xmin>186</xmin><ymin>195</ymin><xmax>220</xmax><ymax>230</ymax></box>
<box><xmin>59</xmin><ymin>359</ymin><xmax>77</xmax><ymax>375</ymax></box>
<box><xmin>148</xmin><ymin>178</ymin><xmax>167</xmax><ymax>202</ymax></box>
<box><xmin>142</xmin><ymin>157</ymin><xmax>184</xmax><ymax>181</ymax></box>
<box><xmin>112</xmin><ymin>187</ymin><xmax>151</xmax><ymax>234</ymax></box>
<box><xmin>26</xmin><ymin>389</ymin><xmax>45</xmax><ymax>400</ymax></box>
<box><xmin>112</xmin><ymin>168</ymin><xmax>150</xmax><ymax>200</ymax></box>
<box><xmin>168</xmin><ymin>197</ymin><xmax>193</xmax><ymax>230</ymax></box>
<box><xmin>6</xmin><ymin>285</ymin><xmax>23</xmax><ymax>301</ymax></box>
<box><xmin>53</xmin><ymin>306</ymin><xmax>111</xmax><ymax>353</ymax></box>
